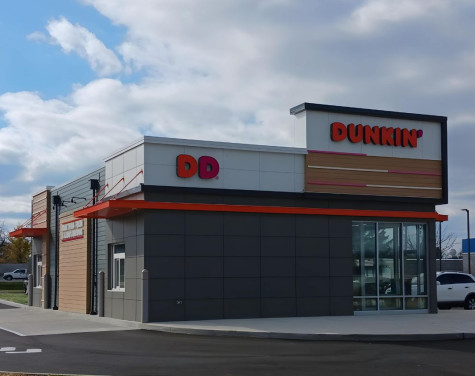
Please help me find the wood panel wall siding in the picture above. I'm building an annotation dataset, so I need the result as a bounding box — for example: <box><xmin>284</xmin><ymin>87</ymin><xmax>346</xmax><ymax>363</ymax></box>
<box><xmin>58</xmin><ymin>213</ymin><xmax>90</xmax><ymax>313</ymax></box>
<box><xmin>305</xmin><ymin>152</ymin><xmax>443</xmax><ymax>199</ymax></box>
<box><xmin>32</xmin><ymin>192</ymin><xmax>49</xmax><ymax>228</ymax></box>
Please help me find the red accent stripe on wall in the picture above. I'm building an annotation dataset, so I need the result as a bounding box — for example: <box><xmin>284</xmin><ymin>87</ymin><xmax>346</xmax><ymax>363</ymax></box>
<box><xmin>73</xmin><ymin>199</ymin><xmax>448</xmax><ymax>222</ymax></box>
<box><xmin>308</xmin><ymin>181</ymin><xmax>366</xmax><ymax>187</ymax></box>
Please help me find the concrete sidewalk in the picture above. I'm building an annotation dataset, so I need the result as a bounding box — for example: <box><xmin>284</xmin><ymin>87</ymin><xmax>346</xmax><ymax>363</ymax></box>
<box><xmin>1</xmin><ymin>299</ymin><xmax>475</xmax><ymax>341</ymax></box>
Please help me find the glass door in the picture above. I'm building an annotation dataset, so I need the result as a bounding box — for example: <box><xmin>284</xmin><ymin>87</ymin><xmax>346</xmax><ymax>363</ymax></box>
<box><xmin>378</xmin><ymin>223</ymin><xmax>402</xmax><ymax>310</ymax></box>
<box><xmin>353</xmin><ymin>222</ymin><xmax>427</xmax><ymax>312</ymax></box>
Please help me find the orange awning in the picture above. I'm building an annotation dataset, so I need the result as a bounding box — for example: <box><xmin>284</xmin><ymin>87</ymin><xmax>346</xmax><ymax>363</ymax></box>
<box><xmin>74</xmin><ymin>199</ymin><xmax>449</xmax><ymax>222</ymax></box>
<box><xmin>9</xmin><ymin>228</ymin><xmax>47</xmax><ymax>238</ymax></box>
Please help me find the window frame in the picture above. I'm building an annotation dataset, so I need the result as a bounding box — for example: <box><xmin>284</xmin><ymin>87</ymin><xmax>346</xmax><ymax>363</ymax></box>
<box><xmin>109</xmin><ymin>243</ymin><xmax>125</xmax><ymax>291</ymax></box>
<box><xmin>353</xmin><ymin>221</ymin><xmax>428</xmax><ymax>312</ymax></box>
<box><xmin>34</xmin><ymin>255</ymin><xmax>42</xmax><ymax>287</ymax></box>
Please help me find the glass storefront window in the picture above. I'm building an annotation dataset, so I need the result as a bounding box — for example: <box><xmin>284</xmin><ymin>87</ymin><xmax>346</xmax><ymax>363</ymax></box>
<box><xmin>353</xmin><ymin>222</ymin><xmax>428</xmax><ymax>312</ymax></box>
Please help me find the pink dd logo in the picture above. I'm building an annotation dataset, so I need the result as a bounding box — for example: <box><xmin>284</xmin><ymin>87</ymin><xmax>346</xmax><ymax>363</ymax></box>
<box><xmin>176</xmin><ymin>154</ymin><xmax>219</xmax><ymax>179</ymax></box>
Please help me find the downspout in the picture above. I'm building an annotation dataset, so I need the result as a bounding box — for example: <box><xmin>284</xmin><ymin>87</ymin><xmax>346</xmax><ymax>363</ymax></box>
<box><xmin>52</xmin><ymin>194</ymin><xmax>61</xmax><ymax>310</ymax></box>
<box><xmin>90</xmin><ymin>178</ymin><xmax>100</xmax><ymax>315</ymax></box>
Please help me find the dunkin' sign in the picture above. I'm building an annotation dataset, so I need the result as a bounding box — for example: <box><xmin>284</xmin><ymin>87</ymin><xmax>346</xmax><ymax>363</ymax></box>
<box><xmin>176</xmin><ymin>154</ymin><xmax>219</xmax><ymax>179</ymax></box>
<box><xmin>331</xmin><ymin>122</ymin><xmax>423</xmax><ymax>148</ymax></box>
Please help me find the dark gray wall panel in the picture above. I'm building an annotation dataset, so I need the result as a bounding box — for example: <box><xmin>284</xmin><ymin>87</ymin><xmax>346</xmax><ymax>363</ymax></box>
<box><xmin>329</xmin><ymin>237</ymin><xmax>352</xmax><ymax>258</ymax></box>
<box><xmin>260</xmin><ymin>215</ymin><xmax>295</xmax><ymax>237</ymax></box>
<box><xmin>261</xmin><ymin>277</ymin><xmax>295</xmax><ymax>298</ymax></box>
<box><xmin>329</xmin><ymin>276</ymin><xmax>354</xmax><ymax>297</ymax></box>
<box><xmin>185</xmin><ymin>257</ymin><xmax>223</xmax><ymax>278</ymax></box>
<box><xmin>297</xmin><ymin>297</ymin><xmax>331</xmax><ymax>316</ymax></box>
<box><xmin>224</xmin><ymin>299</ymin><xmax>260</xmax><ymax>318</ymax></box>
<box><xmin>296</xmin><ymin>257</ymin><xmax>330</xmax><ymax>277</ymax></box>
<box><xmin>295</xmin><ymin>216</ymin><xmax>329</xmax><ymax>237</ymax></box>
<box><xmin>149</xmin><ymin>300</ymin><xmax>184</xmax><ymax>321</ymax></box>
<box><xmin>144</xmin><ymin>211</ymin><xmax>184</xmax><ymax>235</ymax></box>
<box><xmin>224</xmin><ymin>257</ymin><xmax>260</xmax><ymax>277</ymax></box>
<box><xmin>296</xmin><ymin>277</ymin><xmax>330</xmax><ymax>297</ymax></box>
<box><xmin>261</xmin><ymin>237</ymin><xmax>295</xmax><ymax>257</ymax></box>
<box><xmin>329</xmin><ymin>258</ymin><xmax>353</xmax><ymax>277</ymax></box>
<box><xmin>330</xmin><ymin>297</ymin><xmax>354</xmax><ymax>315</ymax></box>
<box><xmin>329</xmin><ymin>217</ymin><xmax>352</xmax><ymax>238</ymax></box>
<box><xmin>149</xmin><ymin>278</ymin><xmax>184</xmax><ymax>300</ymax></box>
<box><xmin>223</xmin><ymin>278</ymin><xmax>260</xmax><ymax>299</ymax></box>
<box><xmin>146</xmin><ymin>257</ymin><xmax>185</xmax><ymax>278</ymax></box>
<box><xmin>223</xmin><ymin>213</ymin><xmax>260</xmax><ymax>236</ymax></box>
<box><xmin>223</xmin><ymin>236</ymin><xmax>260</xmax><ymax>257</ymax></box>
<box><xmin>261</xmin><ymin>257</ymin><xmax>295</xmax><ymax>277</ymax></box>
<box><xmin>146</xmin><ymin>235</ymin><xmax>184</xmax><ymax>257</ymax></box>
<box><xmin>185</xmin><ymin>236</ymin><xmax>223</xmax><ymax>257</ymax></box>
<box><xmin>296</xmin><ymin>237</ymin><xmax>329</xmax><ymax>257</ymax></box>
<box><xmin>185</xmin><ymin>300</ymin><xmax>223</xmax><ymax>320</ymax></box>
<box><xmin>185</xmin><ymin>278</ymin><xmax>223</xmax><ymax>299</ymax></box>
<box><xmin>261</xmin><ymin>298</ymin><xmax>296</xmax><ymax>317</ymax></box>
<box><xmin>185</xmin><ymin>212</ymin><xmax>223</xmax><ymax>235</ymax></box>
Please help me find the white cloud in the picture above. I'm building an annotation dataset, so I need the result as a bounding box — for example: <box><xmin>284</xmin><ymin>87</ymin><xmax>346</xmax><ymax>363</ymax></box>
<box><xmin>44</xmin><ymin>17</ymin><xmax>123</xmax><ymax>76</ymax></box>
<box><xmin>348</xmin><ymin>0</ymin><xmax>447</xmax><ymax>34</ymax></box>
<box><xmin>26</xmin><ymin>31</ymin><xmax>49</xmax><ymax>43</ymax></box>
<box><xmin>0</xmin><ymin>195</ymin><xmax>32</xmax><ymax>214</ymax></box>
<box><xmin>2</xmin><ymin>0</ymin><xmax>475</xmax><ymax>247</ymax></box>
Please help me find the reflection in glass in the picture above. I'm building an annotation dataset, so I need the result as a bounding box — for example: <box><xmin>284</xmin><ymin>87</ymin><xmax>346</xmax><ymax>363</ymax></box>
<box><xmin>353</xmin><ymin>223</ymin><xmax>376</xmax><ymax>311</ymax></box>
<box><xmin>378</xmin><ymin>224</ymin><xmax>402</xmax><ymax>310</ymax></box>
<box><xmin>352</xmin><ymin>222</ymin><xmax>427</xmax><ymax>312</ymax></box>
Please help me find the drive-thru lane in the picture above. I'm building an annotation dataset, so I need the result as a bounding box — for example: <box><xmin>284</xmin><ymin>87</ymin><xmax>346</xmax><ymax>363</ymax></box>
<box><xmin>2</xmin><ymin>328</ymin><xmax>475</xmax><ymax>376</ymax></box>
<box><xmin>2</xmin><ymin>301</ymin><xmax>475</xmax><ymax>375</ymax></box>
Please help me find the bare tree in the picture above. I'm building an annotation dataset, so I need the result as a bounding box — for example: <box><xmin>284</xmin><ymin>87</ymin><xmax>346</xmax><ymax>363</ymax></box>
<box><xmin>436</xmin><ymin>223</ymin><xmax>458</xmax><ymax>259</ymax></box>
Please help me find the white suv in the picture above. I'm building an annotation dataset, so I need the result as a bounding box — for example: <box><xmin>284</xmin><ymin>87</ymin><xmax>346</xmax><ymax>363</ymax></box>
<box><xmin>436</xmin><ymin>272</ymin><xmax>475</xmax><ymax>310</ymax></box>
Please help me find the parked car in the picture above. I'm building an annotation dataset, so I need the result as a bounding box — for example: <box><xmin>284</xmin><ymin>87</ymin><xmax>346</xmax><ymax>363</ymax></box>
<box><xmin>2</xmin><ymin>269</ymin><xmax>27</xmax><ymax>281</ymax></box>
<box><xmin>436</xmin><ymin>271</ymin><xmax>475</xmax><ymax>310</ymax></box>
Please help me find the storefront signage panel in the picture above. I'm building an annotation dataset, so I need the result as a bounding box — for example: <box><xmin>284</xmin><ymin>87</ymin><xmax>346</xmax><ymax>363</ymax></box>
<box><xmin>61</xmin><ymin>219</ymin><xmax>84</xmax><ymax>242</ymax></box>
<box><xmin>300</xmin><ymin>110</ymin><xmax>442</xmax><ymax>161</ymax></box>
<box><xmin>292</xmin><ymin>105</ymin><xmax>446</xmax><ymax>202</ymax></box>
<box><xmin>331</xmin><ymin>122</ymin><xmax>422</xmax><ymax>148</ymax></box>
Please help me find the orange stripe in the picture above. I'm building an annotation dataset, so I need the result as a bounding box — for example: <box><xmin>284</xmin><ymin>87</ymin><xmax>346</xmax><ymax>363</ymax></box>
<box><xmin>74</xmin><ymin>199</ymin><xmax>448</xmax><ymax>221</ymax></box>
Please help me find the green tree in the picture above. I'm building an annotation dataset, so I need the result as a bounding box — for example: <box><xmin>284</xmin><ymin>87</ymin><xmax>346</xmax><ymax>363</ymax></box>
<box><xmin>1</xmin><ymin>233</ymin><xmax>31</xmax><ymax>263</ymax></box>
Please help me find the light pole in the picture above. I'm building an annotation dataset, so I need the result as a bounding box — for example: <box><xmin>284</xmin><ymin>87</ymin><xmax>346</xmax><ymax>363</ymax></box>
<box><xmin>462</xmin><ymin>209</ymin><xmax>471</xmax><ymax>275</ymax></box>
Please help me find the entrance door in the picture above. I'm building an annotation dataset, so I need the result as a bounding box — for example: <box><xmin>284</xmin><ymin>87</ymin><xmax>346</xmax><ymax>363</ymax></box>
<box><xmin>353</xmin><ymin>222</ymin><xmax>428</xmax><ymax>312</ymax></box>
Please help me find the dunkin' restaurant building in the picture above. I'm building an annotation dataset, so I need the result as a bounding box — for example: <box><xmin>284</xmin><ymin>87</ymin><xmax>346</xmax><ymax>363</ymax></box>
<box><xmin>11</xmin><ymin>103</ymin><xmax>448</xmax><ymax>321</ymax></box>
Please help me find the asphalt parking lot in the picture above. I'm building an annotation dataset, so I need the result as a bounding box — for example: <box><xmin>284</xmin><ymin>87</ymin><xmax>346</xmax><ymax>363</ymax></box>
<box><xmin>1</xmin><ymin>328</ymin><xmax>475</xmax><ymax>376</ymax></box>
<box><xmin>1</xmin><ymin>300</ymin><xmax>475</xmax><ymax>375</ymax></box>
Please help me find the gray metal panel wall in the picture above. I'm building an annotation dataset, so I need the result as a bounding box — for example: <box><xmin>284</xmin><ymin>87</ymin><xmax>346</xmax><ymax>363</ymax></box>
<box><xmin>104</xmin><ymin>212</ymin><xmax>145</xmax><ymax>321</ymax></box>
<box><xmin>103</xmin><ymin>188</ymin><xmax>437</xmax><ymax>322</ymax></box>
<box><xmin>48</xmin><ymin>167</ymin><xmax>105</xmax><ymax>310</ymax></box>
<box><xmin>142</xmin><ymin>209</ymin><xmax>354</xmax><ymax>322</ymax></box>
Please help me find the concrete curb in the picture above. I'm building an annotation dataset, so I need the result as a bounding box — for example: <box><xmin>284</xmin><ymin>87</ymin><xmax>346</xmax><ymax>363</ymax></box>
<box><xmin>2</xmin><ymin>299</ymin><xmax>475</xmax><ymax>342</ymax></box>
<box><xmin>136</xmin><ymin>324</ymin><xmax>475</xmax><ymax>342</ymax></box>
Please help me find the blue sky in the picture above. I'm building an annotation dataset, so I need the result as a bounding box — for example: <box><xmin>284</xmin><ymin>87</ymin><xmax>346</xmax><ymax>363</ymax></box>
<box><xmin>1</xmin><ymin>0</ymin><xmax>475</xmax><ymax>250</ymax></box>
<box><xmin>0</xmin><ymin>1</ymin><xmax>124</xmax><ymax>97</ymax></box>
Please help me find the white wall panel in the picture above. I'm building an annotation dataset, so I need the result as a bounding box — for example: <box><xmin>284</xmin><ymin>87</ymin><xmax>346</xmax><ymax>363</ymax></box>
<box><xmin>304</xmin><ymin>110</ymin><xmax>442</xmax><ymax>160</ymax></box>
<box><xmin>105</xmin><ymin>137</ymin><xmax>307</xmax><ymax>194</ymax></box>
